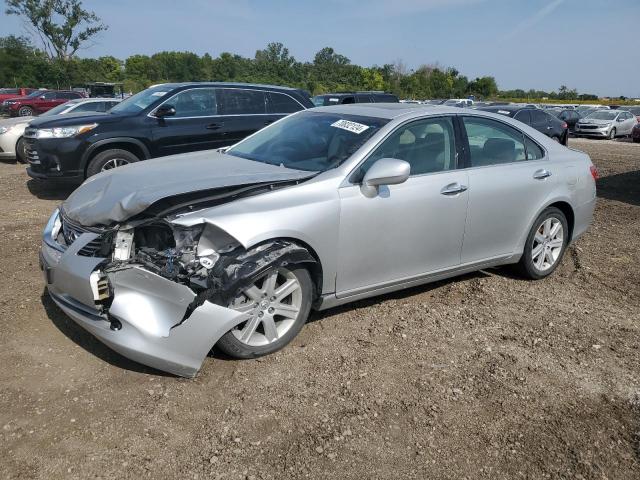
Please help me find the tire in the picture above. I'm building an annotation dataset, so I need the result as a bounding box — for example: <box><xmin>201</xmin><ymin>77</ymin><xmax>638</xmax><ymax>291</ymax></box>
<box><xmin>18</xmin><ymin>106</ymin><xmax>33</xmax><ymax>117</ymax></box>
<box><xmin>86</xmin><ymin>148</ymin><xmax>139</xmax><ymax>178</ymax></box>
<box><xmin>608</xmin><ymin>128</ymin><xmax>616</xmax><ymax>140</ymax></box>
<box><xmin>518</xmin><ymin>207</ymin><xmax>569</xmax><ymax>280</ymax></box>
<box><xmin>15</xmin><ymin>137</ymin><xmax>26</xmax><ymax>164</ymax></box>
<box><xmin>216</xmin><ymin>266</ymin><xmax>313</xmax><ymax>359</ymax></box>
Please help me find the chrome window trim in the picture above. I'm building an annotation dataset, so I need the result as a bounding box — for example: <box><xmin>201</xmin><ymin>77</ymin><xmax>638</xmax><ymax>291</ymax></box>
<box><xmin>343</xmin><ymin>114</ymin><xmax>459</xmax><ymax>186</ymax></box>
<box><xmin>148</xmin><ymin>86</ymin><xmax>305</xmax><ymax>119</ymax></box>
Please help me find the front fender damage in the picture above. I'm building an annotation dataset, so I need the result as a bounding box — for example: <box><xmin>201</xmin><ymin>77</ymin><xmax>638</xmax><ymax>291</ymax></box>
<box><xmin>93</xmin><ymin>238</ymin><xmax>316</xmax><ymax>377</ymax></box>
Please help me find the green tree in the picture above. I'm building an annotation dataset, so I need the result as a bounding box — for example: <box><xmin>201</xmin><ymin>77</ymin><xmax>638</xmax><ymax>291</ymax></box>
<box><xmin>5</xmin><ymin>0</ymin><xmax>107</xmax><ymax>60</ymax></box>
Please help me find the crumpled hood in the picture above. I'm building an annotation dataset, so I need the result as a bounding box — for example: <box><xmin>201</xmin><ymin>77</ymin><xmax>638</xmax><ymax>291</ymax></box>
<box><xmin>579</xmin><ymin>118</ymin><xmax>613</xmax><ymax>126</ymax></box>
<box><xmin>62</xmin><ymin>150</ymin><xmax>315</xmax><ymax>227</ymax></box>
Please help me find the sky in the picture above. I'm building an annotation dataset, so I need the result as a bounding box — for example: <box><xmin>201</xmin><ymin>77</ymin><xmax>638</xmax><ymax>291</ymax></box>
<box><xmin>1</xmin><ymin>0</ymin><xmax>639</xmax><ymax>97</ymax></box>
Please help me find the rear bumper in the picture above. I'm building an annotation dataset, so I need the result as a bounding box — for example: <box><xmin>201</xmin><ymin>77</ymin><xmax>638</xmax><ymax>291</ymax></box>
<box><xmin>40</xmin><ymin>212</ymin><xmax>246</xmax><ymax>377</ymax></box>
<box><xmin>571</xmin><ymin>196</ymin><xmax>596</xmax><ymax>244</ymax></box>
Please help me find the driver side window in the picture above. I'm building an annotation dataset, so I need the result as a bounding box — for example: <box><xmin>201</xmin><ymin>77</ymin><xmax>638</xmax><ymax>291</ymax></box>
<box><xmin>169</xmin><ymin>88</ymin><xmax>218</xmax><ymax>118</ymax></box>
<box><xmin>356</xmin><ymin>117</ymin><xmax>457</xmax><ymax>179</ymax></box>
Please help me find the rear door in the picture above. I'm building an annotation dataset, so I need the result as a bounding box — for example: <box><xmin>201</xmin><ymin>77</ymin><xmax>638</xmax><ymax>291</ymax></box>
<box><xmin>266</xmin><ymin>91</ymin><xmax>306</xmax><ymax>128</ymax></box>
<box><xmin>460</xmin><ymin>115</ymin><xmax>554</xmax><ymax>263</ymax></box>
<box><xmin>151</xmin><ymin>87</ymin><xmax>226</xmax><ymax>156</ymax></box>
<box><xmin>216</xmin><ymin>88</ymin><xmax>271</xmax><ymax>146</ymax></box>
<box><xmin>531</xmin><ymin>109</ymin><xmax>553</xmax><ymax>137</ymax></box>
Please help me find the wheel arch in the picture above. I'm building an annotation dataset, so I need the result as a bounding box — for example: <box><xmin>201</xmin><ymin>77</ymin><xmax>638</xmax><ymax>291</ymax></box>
<box><xmin>81</xmin><ymin>138</ymin><xmax>151</xmax><ymax>175</ymax></box>
<box><xmin>518</xmin><ymin>198</ymin><xmax>576</xmax><ymax>254</ymax></box>
<box><xmin>245</xmin><ymin>236</ymin><xmax>324</xmax><ymax>302</ymax></box>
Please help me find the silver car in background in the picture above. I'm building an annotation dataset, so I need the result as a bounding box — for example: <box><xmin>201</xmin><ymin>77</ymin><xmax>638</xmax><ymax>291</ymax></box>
<box><xmin>39</xmin><ymin>104</ymin><xmax>597</xmax><ymax>377</ymax></box>
<box><xmin>0</xmin><ymin>98</ymin><xmax>121</xmax><ymax>162</ymax></box>
<box><xmin>575</xmin><ymin>109</ymin><xmax>638</xmax><ymax>139</ymax></box>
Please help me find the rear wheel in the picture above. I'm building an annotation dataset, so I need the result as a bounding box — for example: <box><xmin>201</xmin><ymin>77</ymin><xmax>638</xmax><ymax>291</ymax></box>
<box><xmin>86</xmin><ymin>148</ymin><xmax>139</xmax><ymax>177</ymax></box>
<box><xmin>518</xmin><ymin>207</ymin><xmax>568</xmax><ymax>280</ymax></box>
<box><xmin>608</xmin><ymin>128</ymin><xmax>616</xmax><ymax>140</ymax></box>
<box><xmin>15</xmin><ymin>137</ymin><xmax>26</xmax><ymax>163</ymax></box>
<box><xmin>18</xmin><ymin>106</ymin><xmax>33</xmax><ymax>117</ymax></box>
<box><xmin>217</xmin><ymin>266</ymin><xmax>313</xmax><ymax>359</ymax></box>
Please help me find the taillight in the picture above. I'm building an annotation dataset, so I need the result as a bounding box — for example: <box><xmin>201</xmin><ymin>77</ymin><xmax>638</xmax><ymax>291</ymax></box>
<box><xmin>590</xmin><ymin>165</ymin><xmax>599</xmax><ymax>181</ymax></box>
<box><xmin>561</xmin><ymin>121</ymin><xmax>568</xmax><ymax>129</ymax></box>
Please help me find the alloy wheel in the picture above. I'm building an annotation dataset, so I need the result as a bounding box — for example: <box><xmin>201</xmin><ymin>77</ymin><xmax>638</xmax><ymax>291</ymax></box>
<box><xmin>228</xmin><ymin>269</ymin><xmax>302</xmax><ymax>347</ymax></box>
<box><xmin>531</xmin><ymin>217</ymin><xmax>564</xmax><ymax>272</ymax></box>
<box><xmin>18</xmin><ymin>107</ymin><xmax>32</xmax><ymax>116</ymax></box>
<box><xmin>100</xmin><ymin>158</ymin><xmax>130</xmax><ymax>171</ymax></box>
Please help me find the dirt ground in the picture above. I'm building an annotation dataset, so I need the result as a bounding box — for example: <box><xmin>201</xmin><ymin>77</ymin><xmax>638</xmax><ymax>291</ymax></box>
<box><xmin>0</xmin><ymin>137</ymin><xmax>639</xmax><ymax>480</ymax></box>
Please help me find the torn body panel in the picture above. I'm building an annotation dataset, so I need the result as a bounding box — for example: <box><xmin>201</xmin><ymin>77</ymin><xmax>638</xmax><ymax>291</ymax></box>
<box><xmin>41</xmin><ymin>226</ymin><xmax>249</xmax><ymax>377</ymax></box>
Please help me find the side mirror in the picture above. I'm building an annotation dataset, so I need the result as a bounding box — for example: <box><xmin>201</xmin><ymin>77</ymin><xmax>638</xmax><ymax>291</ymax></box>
<box><xmin>155</xmin><ymin>104</ymin><xmax>176</xmax><ymax>118</ymax></box>
<box><xmin>361</xmin><ymin>158</ymin><xmax>410</xmax><ymax>197</ymax></box>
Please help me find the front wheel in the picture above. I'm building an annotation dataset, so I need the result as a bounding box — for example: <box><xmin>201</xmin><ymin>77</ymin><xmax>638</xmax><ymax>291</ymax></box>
<box><xmin>518</xmin><ymin>207</ymin><xmax>568</xmax><ymax>280</ymax></box>
<box><xmin>217</xmin><ymin>267</ymin><xmax>313</xmax><ymax>359</ymax></box>
<box><xmin>18</xmin><ymin>106</ymin><xmax>33</xmax><ymax>117</ymax></box>
<box><xmin>15</xmin><ymin>137</ymin><xmax>26</xmax><ymax>163</ymax></box>
<box><xmin>608</xmin><ymin>128</ymin><xmax>616</xmax><ymax>140</ymax></box>
<box><xmin>86</xmin><ymin>148</ymin><xmax>139</xmax><ymax>177</ymax></box>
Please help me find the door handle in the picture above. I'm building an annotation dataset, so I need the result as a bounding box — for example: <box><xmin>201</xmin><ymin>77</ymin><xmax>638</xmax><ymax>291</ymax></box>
<box><xmin>206</xmin><ymin>122</ymin><xmax>224</xmax><ymax>130</ymax></box>
<box><xmin>264</xmin><ymin>120</ymin><xmax>274</xmax><ymax>126</ymax></box>
<box><xmin>533</xmin><ymin>169</ymin><xmax>552</xmax><ymax>180</ymax></box>
<box><xmin>440</xmin><ymin>183</ymin><xmax>468</xmax><ymax>195</ymax></box>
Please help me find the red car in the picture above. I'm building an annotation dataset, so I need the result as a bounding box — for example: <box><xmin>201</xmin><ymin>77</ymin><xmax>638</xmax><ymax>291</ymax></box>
<box><xmin>1</xmin><ymin>90</ymin><xmax>85</xmax><ymax>117</ymax></box>
<box><xmin>0</xmin><ymin>87</ymin><xmax>36</xmax><ymax>103</ymax></box>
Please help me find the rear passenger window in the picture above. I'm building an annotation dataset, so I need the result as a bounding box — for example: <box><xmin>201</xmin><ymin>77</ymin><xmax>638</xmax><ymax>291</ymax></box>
<box><xmin>531</xmin><ymin>110</ymin><xmax>548</xmax><ymax>127</ymax></box>
<box><xmin>360</xmin><ymin>117</ymin><xmax>456</xmax><ymax>176</ymax></box>
<box><xmin>524</xmin><ymin>136</ymin><xmax>544</xmax><ymax>160</ymax></box>
<box><xmin>514</xmin><ymin>110</ymin><xmax>531</xmax><ymax>125</ymax></box>
<box><xmin>267</xmin><ymin>92</ymin><xmax>303</xmax><ymax>114</ymax></box>
<box><xmin>463</xmin><ymin>117</ymin><xmax>526</xmax><ymax>166</ymax></box>
<box><xmin>169</xmin><ymin>88</ymin><xmax>217</xmax><ymax>117</ymax></box>
<box><xmin>219</xmin><ymin>89</ymin><xmax>266</xmax><ymax>115</ymax></box>
<box><xmin>72</xmin><ymin>102</ymin><xmax>102</xmax><ymax>113</ymax></box>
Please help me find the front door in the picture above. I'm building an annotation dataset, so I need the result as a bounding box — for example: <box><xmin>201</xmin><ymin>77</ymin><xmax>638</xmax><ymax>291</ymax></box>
<box><xmin>151</xmin><ymin>88</ymin><xmax>229</xmax><ymax>157</ymax></box>
<box><xmin>336</xmin><ymin>116</ymin><xmax>468</xmax><ymax>296</ymax></box>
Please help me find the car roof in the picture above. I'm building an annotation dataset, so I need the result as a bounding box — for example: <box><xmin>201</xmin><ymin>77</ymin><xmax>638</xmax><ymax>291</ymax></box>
<box><xmin>309</xmin><ymin>103</ymin><xmax>461</xmax><ymax>119</ymax></box>
<box><xmin>149</xmin><ymin>82</ymin><xmax>304</xmax><ymax>92</ymax></box>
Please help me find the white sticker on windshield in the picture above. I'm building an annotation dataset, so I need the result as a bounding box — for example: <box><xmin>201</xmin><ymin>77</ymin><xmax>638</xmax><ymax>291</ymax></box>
<box><xmin>497</xmin><ymin>110</ymin><xmax>511</xmax><ymax>115</ymax></box>
<box><xmin>331</xmin><ymin>119</ymin><xmax>370</xmax><ymax>134</ymax></box>
<box><xmin>151</xmin><ymin>91</ymin><xmax>168</xmax><ymax>97</ymax></box>
<box><xmin>329</xmin><ymin>98</ymin><xmax>339</xmax><ymax>103</ymax></box>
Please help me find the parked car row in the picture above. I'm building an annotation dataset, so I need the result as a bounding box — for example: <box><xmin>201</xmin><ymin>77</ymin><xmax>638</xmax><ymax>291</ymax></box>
<box><xmin>0</xmin><ymin>98</ymin><xmax>121</xmax><ymax>162</ymax></box>
<box><xmin>1</xmin><ymin>89</ymin><xmax>86</xmax><ymax>117</ymax></box>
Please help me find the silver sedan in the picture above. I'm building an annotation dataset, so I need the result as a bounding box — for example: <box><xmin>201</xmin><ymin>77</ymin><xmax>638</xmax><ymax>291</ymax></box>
<box><xmin>40</xmin><ymin>104</ymin><xmax>597</xmax><ymax>376</ymax></box>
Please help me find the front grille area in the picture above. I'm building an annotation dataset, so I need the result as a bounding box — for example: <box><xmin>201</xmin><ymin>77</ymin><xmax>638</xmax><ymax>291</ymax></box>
<box><xmin>59</xmin><ymin>215</ymin><xmax>112</xmax><ymax>257</ymax></box>
<box><xmin>578</xmin><ymin>125</ymin><xmax>600</xmax><ymax>130</ymax></box>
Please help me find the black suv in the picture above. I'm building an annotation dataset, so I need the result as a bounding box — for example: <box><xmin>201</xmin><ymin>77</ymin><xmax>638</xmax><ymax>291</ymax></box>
<box><xmin>25</xmin><ymin>82</ymin><xmax>313</xmax><ymax>182</ymax></box>
<box><xmin>312</xmin><ymin>91</ymin><xmax>399</xmax><ymax>107</ymax></box>
<box><xmin>477</xmin><ymin>105</ymin><xmax>569</xmax><ymax>145</ymax></box>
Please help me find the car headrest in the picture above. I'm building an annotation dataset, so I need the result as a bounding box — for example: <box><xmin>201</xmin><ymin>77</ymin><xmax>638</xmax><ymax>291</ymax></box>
<box><xmin>483</xmin><ymin>138</ymin><xmax>515</xmax><ymax>163</ymax></box>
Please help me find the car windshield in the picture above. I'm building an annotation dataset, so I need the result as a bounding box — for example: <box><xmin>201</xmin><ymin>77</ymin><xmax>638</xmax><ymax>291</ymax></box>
<box><xmin>585</xmin><ymin>111</ymin><xmax>617</xmax><ymax>121</ymax></box>
<box><xmin>226</xmin><ymin>111</ymin><xmax>389</xmax><ymax>172</ymax></box>
<box><xmin>40</xmin><ymin>101</ymin><xmax>75</xmax><ymax>117</ymax></box>
<box><xmin>110</xmin><ymin>85</ymin><xmax>171</xmax><ymax>114</ymax></box>
<box><xmin>26</xmin><ymin>90</ymin><xmax>45</xmax><ymax>98</ymax></box>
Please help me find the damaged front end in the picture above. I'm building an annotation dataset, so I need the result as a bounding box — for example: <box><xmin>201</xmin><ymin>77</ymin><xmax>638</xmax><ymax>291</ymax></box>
<box><xmin>40</xmin><ymin>205</ymin><xmax>316</xmax><ymax>377</ymax></box>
